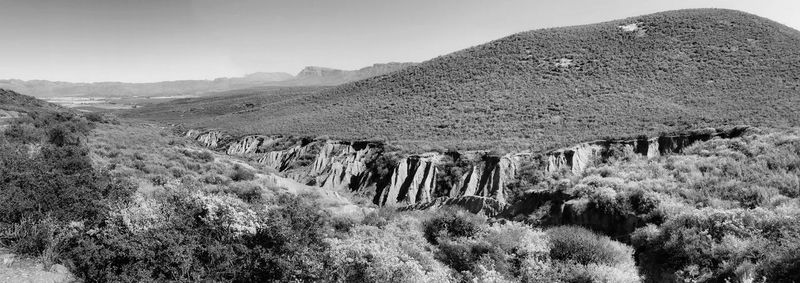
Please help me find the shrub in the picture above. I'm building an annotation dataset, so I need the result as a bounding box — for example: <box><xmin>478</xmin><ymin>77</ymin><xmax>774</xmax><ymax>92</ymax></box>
<box><xmin>0</xmin><ymin>147</ymin><xmax>133</xmax><ymax>223</ymax></box>
<box><xmin>182</xmin><ymin>149</ymin><xmax>214</xmax><ymax>163</ymax></box>
<box><xmin>626</xmin><ymin>189</ymin><xmax>660</xmax><ymax>215</ymax></box>
<box><xmin>203</xmin><ymin>174</ymin><xmax>230</xmax><ymax>185</ymax></box>
<box><xmin>326</xmin><ymin>215</ymin><xmax>453</xmax><ymax>283</ymax></box>
<box><xmin>83</xmin><ymin>112</ymin><xmax>104</xmax><ymax>123</ymax></box>
<box><xmin>229</xmin><ymin>165</ymin><xmax>256</xmax><ymax>182</ymax></box>
<box><xmin>3</xmin><ymin>122</ymin><xmax>42</xmax><ymax>143</ymax></box>
<box><xmin>546</xmin><ymin>225</ymin><xmax>634</xmax><ymax>267</ymax></box>
<box><xmin>225</xmin><ymin>183</ymin><xmax>263</xmax><ymax>203</ymax></box>
<box><xmin>423</xmin><ymin>208</ymin><xmax>485</xmax><ymax>244</ymax></box>
<box><xmin>11</xmin><ymin>217</ymin><xmax>59</xmax><ymax>257</ymax></box>
<box><xmin>240</xmin><ymin>194</ymin><xmax>332</xmax><ymax>282</ymax></box>
<box><xmin>631</xmin><ymin>207</ymin><xmax>800</xmax><ymax>282</ymax></box>
<box><xmin>150</xmin><ymin>174</ymin><xmax>169</xmax><ymax>186</ymax></box>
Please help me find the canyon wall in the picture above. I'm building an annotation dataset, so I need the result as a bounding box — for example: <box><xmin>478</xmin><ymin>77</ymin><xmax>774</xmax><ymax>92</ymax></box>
<box><xmin>226</xmin><ymin>135</ymin><xmax>274</xmax><ymax>155</ymax></box>
<box><xmin>186</xmin><ymin>126</ymin><xmax>749</xmax><ymax>209</ymax></box>
<box><xmin>545</xmin><ymin>127</ymin><xmax>749</xmax><ymax>174</ymax></box>
<box><xmin>194</xmin><ymin>131</ymin><xmax>228</xmax><ymax>149</ymax></box>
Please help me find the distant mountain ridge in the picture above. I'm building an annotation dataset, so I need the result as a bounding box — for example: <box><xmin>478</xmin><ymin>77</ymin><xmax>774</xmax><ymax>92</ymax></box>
<box><xmin>0</xmin><ymin>62</ymin><xmax>415</xmax><ymax>98</ymax></box>
<box><xmin>281</xmin><ymin>62</ymin><xmax>418</xmax><ymax>86</ymax></box>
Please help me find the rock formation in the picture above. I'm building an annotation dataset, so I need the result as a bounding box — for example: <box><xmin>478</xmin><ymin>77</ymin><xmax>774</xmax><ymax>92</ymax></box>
<box><xmin>188</xmin><ymin>126</ymin><xmax>749</xmax><ymax>210</ymax></box>
<box><xmin>184</xmin><ymin>129</ymin><xmax>201</xmax><ymax>139</ymax></box>
<box><xmin>258</xmin><ymin>145</ymin><xmax>307</xmax><ymax>171</ymax></box>
<box><xmin>546</xmin><ymin>126</ymin><xmax>749</xmax><ymax>174</ymax></box>
<box><xmin>315</xmin><ymin>141</ymin><xmax>380</xmax><ymax>191</ymax></box>
<box><xmin>450</xmin><ymin>154</ymin><xmax>525</xmax><ymax>203</ymax></box>
<box><xmin>377</xmin><ymin>155</ymin><xmax>439</xmax><ymax>206</ymax></box>
<box><xmin>226</xmin><ymin>135</ymin><xmax>273</xmax><ymax>155</ymax></box>
<box><xmin>195</xmin><ymin>131</ymin><xmax>227</xmax><ymax>149</ymax></box>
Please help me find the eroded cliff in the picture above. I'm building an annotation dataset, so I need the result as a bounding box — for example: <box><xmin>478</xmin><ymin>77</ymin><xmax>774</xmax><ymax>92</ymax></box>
<box><xmin>545</xmin><ymin>127</ymin><xmax>749</xmax><ymax>174</ymax></box>
<box><xmin>186</xmin><ymin>126</ymin><xmax>749</xmax><ymax>211</ymax></box>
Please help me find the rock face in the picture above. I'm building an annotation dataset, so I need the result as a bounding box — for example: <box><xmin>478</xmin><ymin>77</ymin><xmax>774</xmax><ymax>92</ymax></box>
<box><xmin>450</xmin><ymin>155</ymin><xmax>524</xmax><ymax>203</ymax></box>
<box><xmin>226</xmin><ymin>135</ymin><xmax>272</xmax><ymax>155</ymax></box>
<box><xmin>377</xmin><ymin>155</ymin><xmax>440</xmax><ymax>206</ymax></box>
<box><xmin>188</xmin><ymin>126</ymin><xmax>749</xmax><ymax>209</ymax></box>
<box><xmin>546</xmin><ymin>126</ymin><xmax>749</xmax><ymax>174</ymax></box>
<box><xmin>184</xmin><ymin>129</ymin><xmax>201</xmax><ymax>139</ymax></box>
<box><xmin>258</xmin><ymin>145</ymin><xmax>307</xmax><ymax>171</ymax></box>
<box><xmin>314</xmin><ymin>141</ymin><xmax>380</xmax><ymax>191</ymax></box>
<box><xmin>196</xmin><ymin>131</ymin><xmax>228</xmax><ymax>148</ymax></box>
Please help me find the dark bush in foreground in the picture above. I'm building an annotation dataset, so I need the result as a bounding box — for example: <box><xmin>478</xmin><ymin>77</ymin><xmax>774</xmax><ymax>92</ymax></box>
<box><xmin>546</xmin><ymin>225</ymin><xmax>633</xmax><ymax>266</ymax></box>
<box><xmin>423</xmin><ymin>208</ymin><xmax>485</xmax><ymax>244</ymax></box>
<box><xmin>0</xmin><ymin>114</ymin><xmax>134</xmax><ymax>224</ymax></box>
<box><xmin>62</xmin><ymin>193</ymin><xmax>334</xmax><ymax>282</ymax></box>
<box><xmin>230</xmin><ymin>165</ymin><xmax>256</xmax><ymax>181</ymax></box>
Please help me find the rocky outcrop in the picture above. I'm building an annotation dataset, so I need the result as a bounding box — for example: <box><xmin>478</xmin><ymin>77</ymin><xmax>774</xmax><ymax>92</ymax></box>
<box><xmin>187</xmin><ymin>126</ymin><xmax>749</xmax><ymax>210</ymax></box>
<box><xmin>226</xmin><ymin>135</ymin><xmax>273</xmax><ymax>155</ymax></box>
<box><xmin>546</xmin><ymin>126</ymin><xmax>749</xmax><ymax>174</ymax></box>
<box><xmin>316</xmin><ymin>141</ymin><xmax>380</xmax><ymax>191</ymax></box>
<box><xmin>184</xmin><ymin>129</ymin><xmax>201</xmax><ymax>139</ymax></box>
<box><xmin>450</xmin><ymin>154</ymin><xmax>525</xmax><ymax>203</ymax></box>
<box><xmin>258</xmin><ymin>145</ymin><xmax>308</xmax><ymax>171</ymax></box>
<box><xmin>377</xmin><ymin>155</ymin><xmax>440</xmax><ymax>206</ymax></box>
<box><xmin>196</xmin><ymin>131</ymin><xmax>227</xmax><ymax>148</ymax></box>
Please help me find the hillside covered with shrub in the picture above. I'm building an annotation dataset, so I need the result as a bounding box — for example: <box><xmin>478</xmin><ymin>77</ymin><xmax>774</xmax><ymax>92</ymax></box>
<box><xmin>129</xmin><ymin>9</ymin><xmax>800</xmax><ymax>151</ymax></box>
<box><xmin>1</xmin><ymin>90</ymin><xmax>644</xmax><ymax>282</ymax></box>
<box><xmin>505</xmin><ymin>127</ymin><xmax>800</xmax><ymax>282</ymax></box>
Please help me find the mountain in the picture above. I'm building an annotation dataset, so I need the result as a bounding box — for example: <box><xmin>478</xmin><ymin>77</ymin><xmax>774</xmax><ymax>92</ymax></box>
<box><xmin>284</xmin><ymin>62</ymin><xmax>418</xmax><ymax>86</ymax></box>
<box><xmin>237</xmin><ymin>72</ymin><xmax>294</xmax><ymax>82</ymax></box>
<box><xmin>131</xmin><ymin>9</ymin><xmax>800</xmax><ymax>151</ymax></box>
<box><xmin>0</xmin><ymin>62</ymin><xmax>414</xmax><ymax>98</ymax></box>
<box><xmin>0</xmin><ymin>72</ymin><xmax>292</xmax><ymax>98</ymax></box>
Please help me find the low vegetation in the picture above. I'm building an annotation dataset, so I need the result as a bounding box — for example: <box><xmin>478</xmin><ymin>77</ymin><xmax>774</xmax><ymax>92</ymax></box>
<box><xmin>4</xmin><ymin>8</ymin><xmax>800</xmax><ymax>282</ymax></box>
<box><xmin>513</xmin><ymin>128</ymin><xmax>800</xmax><ymax>282</ymax></box>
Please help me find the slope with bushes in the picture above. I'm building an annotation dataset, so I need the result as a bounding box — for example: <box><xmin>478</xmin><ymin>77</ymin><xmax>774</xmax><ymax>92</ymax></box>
<box><xmin>503</xmin><ymin>127</ymin><xmax>800</xmax><ymax>282</ymax></box>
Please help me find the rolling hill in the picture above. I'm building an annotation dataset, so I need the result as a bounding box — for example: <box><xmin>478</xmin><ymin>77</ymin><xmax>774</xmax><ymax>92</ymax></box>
<box><xmin>128</xmin><ymin>9</ymin><xmax>800</xmax><ymax>151</ymax></box>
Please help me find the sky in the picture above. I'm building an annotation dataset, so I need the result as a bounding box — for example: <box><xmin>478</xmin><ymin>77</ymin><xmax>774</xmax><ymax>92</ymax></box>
<box><xmin>1</xmin><ymin>0</ymin><xmax>798</xmax><ymax>83</ymax></box>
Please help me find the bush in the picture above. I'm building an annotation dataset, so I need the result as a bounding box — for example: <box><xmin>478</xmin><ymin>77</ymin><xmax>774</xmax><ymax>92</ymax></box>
<box><xmin>229</xmin><ymin>165</ymin><xmax>256</xmax><ymax>182</ymax></box>
<box><xmin>423</xmin><ymin>208</ymin><xmax>485</xmax><ymax>244</ymax></box>
<box><xmin>11</xmin><ymin>217</ymin><xmax>59</xmax><ymax>257</ymax></box>
<box><xmin>225</xmin><ymin>183</ymin><xmax>263</xmax><ymax>203</ymax></box>
<box><xmin>0</xmin><ymin>146</ymin><xmax>132</xmax><ymax>223</ymax></box>
<box><xmin>3</xmin><ymin>122</ymin><xmax>42</xmax><ymax>143</ymax></box>
<box><xmin>62</xmin><ymin>192</ymin><xmax>337</xmax><ymax>282</ymax></box>
<box><xmin>631</xmin><ymin>206</ymin><xmax>800</xmax><ymax>282</ymax></box>
<box><xmin>203</xmin><ymin>174</ymin><xmax>230</xmax><ymax>185</ymax></box>
<box><xmin>181</xmin><ymin>149</ymin><xmax>214</xmax><ymax>163</ymax></box>
<box><xmin>546</xmin><ymin>226</ymin><xmax>634</xmax><ymax>267</ymax></box>
<box><xmin>326</xmin><ymin>215</ymin><xmax>453</xmax><ymax>283</ymax></box>
<box><xmin>150</xmin><ymin>174</ymin><xmax>169</xmax><ymax>186</ymax></box>
<box><xmin>239</xmin><ymin>194</ymin><xmax>332</xmax><ymax>282</ymax></box>
<box><xmin>83</xmin><ymin>112</ymin><xmax>104</xmax><ymax>123</ymax></box>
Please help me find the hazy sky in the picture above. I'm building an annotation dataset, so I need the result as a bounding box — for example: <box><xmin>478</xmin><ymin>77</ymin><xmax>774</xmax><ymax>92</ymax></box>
<box><xmin>1</xmin><ymin>0</ymin><xmax>798</xmax><ymax>83</ymax></box>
